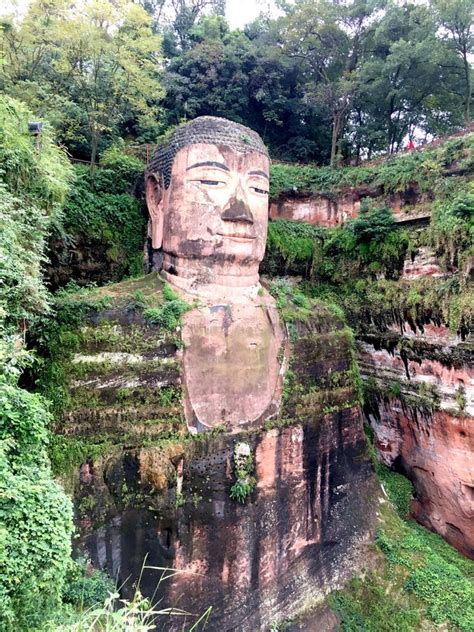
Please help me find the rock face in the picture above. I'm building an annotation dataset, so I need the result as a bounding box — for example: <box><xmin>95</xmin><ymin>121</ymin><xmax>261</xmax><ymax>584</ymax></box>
<box><xmin>367</xmin><ymin>400</ymin><xmax>474</xmax><ymax>558</ymax></box>
<box><xmin>267</xmin><ymin>134</ymin><xmax>474</xmax><ymax>561</ymax></box>
<box><xmin>402</xmin><ymin>246</ymin><xmax>447</xmax><ymax>280</ymax></box>
<box><xmin>360</xmin><ymin>322</ymin><xmax>474</xmax><ymax>558</ymax></box>
<box><xmin>270</xmin><ymin>193</ymin><xmax>359</xmax><ymax>227</ymax></box>
<box><xmin>55</xmin><ymin>276</ymin><xmax>379</xmax><ymax>630</ymax></box>
<box><xmin>269</xmin><ymin>184</ymin><xmax>431</xmax><ymax>227</ymax></box>
<box><xmin>47</xmin><ymin>234</ymin><xmax>138</xmax><ymax>290</ymax></box>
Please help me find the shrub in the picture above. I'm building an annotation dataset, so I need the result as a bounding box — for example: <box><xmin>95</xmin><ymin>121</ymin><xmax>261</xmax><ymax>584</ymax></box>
<box><xmin>428</xmin><ymin>188</ymin><xmax>474</xmax><ymax>268</ymax></box>
<box><xmin>63</xmin><ymin>558</ymin><xmax>116</xmax><ymax>610</ymax></box>
<box><xmin>0</xmin><ymin>380</ymin><xmax>50</xmax><ymax>465</ymax></box>
<box><xmin>0</xmin><ymin>439</ymin><xmax>73</xmax><ymax>631</ymax></box>
<box><xmin>144</xmin><ymin>284</ymin><xmax>190</xmax><ymax>330</ymax></box>
<box><xmin>100</xmin><ymin>145</ymin><xmax>144</xmax><ymax>191</ymax></box>
<box><xmin>61</xmin><ymin>164</ymin><xmax>146</xmax><ymax>279</ymax></box>
<box><xmin>269</xmin><ymin>133</ymin><xmax>473</xmax><ymax>200</ymax></box>
<box><xmin>0</xmin><ymin>95</ymin><xmax>72</xmax><ymax>210</ymax></box>
<box><xmin>0</xmin><ymin>96</ymin><xmax>72</xmax><ymax>328</ymax></box>
<box><xmin>349</xmin><ymin>204</ymin><xmax>395</xmax><ymax>246</ymax></box>
<box><xmin>0</xmin><ymin>187</ymin><xmax>50</xmax><ymax>327</ymax></box>
<box><xmin>229</xmin><ymin>442</ymin><xmax>256</xmax><ymax>504</ymax></box>
<box><xmin>378</xmin><ymin>465</ymin><xmax>413</xmax><ymax>519</ymax></box>
<box><xmin>263</xmin><ymin>219</ymin><xmax>322</xmax><ymax>277</ymax></box>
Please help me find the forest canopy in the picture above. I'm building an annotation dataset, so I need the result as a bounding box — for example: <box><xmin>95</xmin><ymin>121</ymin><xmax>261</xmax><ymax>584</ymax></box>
<box><xmin>1</xmin><ymin>0</ymin><xmax>472</xmax><ymax>165</ymax></box>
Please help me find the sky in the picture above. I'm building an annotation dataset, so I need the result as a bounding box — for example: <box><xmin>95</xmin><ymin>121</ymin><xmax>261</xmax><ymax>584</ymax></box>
<box><xmin>226</xmin><ymin>0</ymin><xmax>278</xmax><ymax>29</ymax></box>
<box><xmin>1</xmin><ymin>0</ymin><xmax>279</xmax><ymax>28</ymax></box>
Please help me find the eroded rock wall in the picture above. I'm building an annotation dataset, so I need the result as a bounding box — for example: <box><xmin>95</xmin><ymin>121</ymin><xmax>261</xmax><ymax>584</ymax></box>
<box><xmin>359</xmin><ymin>313</ymin><xmax>473</xmax><ymax>558</ymax></box>
<box><xmin>269</xmin><ymin>184</ymin><xmax>431</xmax><ymax>227</ymax></box>
<box><xmin>366</xmin><ymin>397</ymin><xmax>473</xmax><ymax>558</ymax></box>
<box><xmin>270</xmin><ymin>193</ymin><xmax>359</xmax><ymax>227</ymax></box>
<box><xmin>81</xmin><ymin>414</ymin><xmax>375</xmax><ymax>630</ymax></box>
<box><xmin>266</xmin><ymin>141</ymin><xmax>474</xmax><ymax>559</ymax></box>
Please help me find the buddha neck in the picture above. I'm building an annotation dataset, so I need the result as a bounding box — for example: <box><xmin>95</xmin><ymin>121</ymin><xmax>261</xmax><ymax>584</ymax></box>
<box><xmin>161</xmin><ymin>253</ymin><xmax>262</xmax><ymax>303</ymax></box>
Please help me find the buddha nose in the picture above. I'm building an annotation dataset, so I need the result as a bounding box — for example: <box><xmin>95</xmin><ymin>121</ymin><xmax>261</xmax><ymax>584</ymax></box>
<box><xmin>221</xmin><ymin>190</ymin><xmax>254</xmax><ymax>225</ymax></box>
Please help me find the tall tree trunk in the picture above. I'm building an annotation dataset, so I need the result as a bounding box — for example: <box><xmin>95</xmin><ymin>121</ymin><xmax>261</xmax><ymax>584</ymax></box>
<box><xmin>330</xmin><ymin>111</ymin><xmax>343</xmax><ymax>167</ymax></box>
<box><xmin>462</xmin><ymin>46</ymin><xmax>471</xmax><ymax>126</ymax></box>
<box><xmin>90</xmin><ymin>127</ymin><xmax>99</xmax><ymax>170</ymax></box>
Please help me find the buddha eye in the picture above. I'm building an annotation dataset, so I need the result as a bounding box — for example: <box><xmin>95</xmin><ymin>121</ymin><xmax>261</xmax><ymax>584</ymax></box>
<box><xmin>251</xmin><ymin>186</ymin><xmax>269</xmax><ymax>195</ymax></box>
<box><xmin>200</xmin><ymin>180</ymin><xmax>221</xmax><ymax>186</ymax></box>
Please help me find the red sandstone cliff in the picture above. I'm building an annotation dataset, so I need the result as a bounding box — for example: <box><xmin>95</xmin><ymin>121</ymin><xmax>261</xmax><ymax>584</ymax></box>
<box><xmin>268</xmin><ymin>138</ymin><xmax>474</xmax><ymax>559</ymax></box>
<box><xmin>365</xmin><ymin>394</ymin><xmax>473</xmax><ymax>558</ymax></box>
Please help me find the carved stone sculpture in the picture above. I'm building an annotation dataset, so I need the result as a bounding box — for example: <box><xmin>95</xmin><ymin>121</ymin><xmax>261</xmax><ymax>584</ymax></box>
<box><xmin>145</xmin><ymin>116</ymin><xmax>269</xmax><ymax>291</ymax></box>
<box><xmin>145</xmin><ymin>117</ymin><xmax>284</xmax><ymax>433</ymax></box>
<box><xmin>57</xmin><ymin>116</ymin><xmax>379</xmax><ymax>631</ymax></box>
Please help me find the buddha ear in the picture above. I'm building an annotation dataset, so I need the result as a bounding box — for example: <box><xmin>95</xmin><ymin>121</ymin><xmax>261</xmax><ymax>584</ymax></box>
<box><xmin>145</xmin><ymin>173</ymin><xmax>164</xmax><ymax>249</ymax></box>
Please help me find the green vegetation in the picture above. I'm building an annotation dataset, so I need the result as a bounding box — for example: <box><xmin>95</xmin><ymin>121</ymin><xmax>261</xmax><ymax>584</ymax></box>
<box><xmin>264</xmin><ymin>287</ymin><xmax>363</xmax><ymax>430</ymax></box>
<box><xmin>264</xmin><ymin>220</ymin><xmax>323</xmax><ymax>277</ymax></box>
<box><xmin>230</xmin><ymin>443</ymin><xmax>257</xmax><ymax>503</ymax></box>
<box><xmin>32</xmin><ymin>287</ymin><xmax>112</xmax><ymax>414</ymax></box>
<box><xmin>381</xmin><ymin>521</ymin><xmax>474</xmax><ymax>630</ymax></box>
<box><xmin>60</xmin><ymin>150</ymin><xmax>146</xmax><ymax>280</ymax></box>
<box><xmin>143</xmin><ymin>284</ymin><xmax>191</xmax><ymax>331</ymax></box>
<box><xmin>0</xmin><ymin>385</ymin><xmax>73</xmax><ymax>629</ymax></box>
<box><xmin>1</xmin><ymin>1</ymin><xmax>471</xmax><ymax>164</ymax></box>
<box><xmin>48</xmin><ymin>554</ymin><xmax>214</xmax><ymax>631</ymax></box>
<box><xmin>0</xmin><ymin>1</ymin><xmax>472</xmax><ymax>629</ymax></box>
<box><xmin>264</xmin><ymin>137</ymin><xmax>474</xmax><ymax>338</ymax></box>
<box><xmin>265</xmin><ymin>205</ymin><xmax>410</xmax><ymax>284</ymax></box>
<box><xmin>269</xmin><ymin>134</ymin><xmax>474</xmax><ymax>198</ymax></box>
<box><xmin>229</xmin><ymin>478</ymin><xmax>256</xmax><ymax>504</ymax></box>
<box><xmin>31</xmin><ymin>275</ymin><xmax>183</xmax><ymax>415</ymax></box>
<box><xmin>428</xmin><ymin>186</ymin><xmax>474</xmax><ymax>270</ymax></box>
<box><xmin>0</xmin><ymin>96</ymin><xmax>74</xmax><ymax>631</ymax></box>
<box><xmin>62</xmin><ymin>558</ymin><xmax>116</xmax><ymax>612</ymax></box>
<box><xmin>49</xmin><ymin>435</ymin><xmax>114</xmax><ymax>479</ymax></box>
<box><xmin>268</xmin><ymin>278</ymin><xmax>312</xmax><ymax>326</ymax></box>
<box><xmin>1</xmin><ymin>0</ymin><xmax>163</xmax><ymax>163</ymax></box>
<box><xmin>329</xmin><ymin>575</ymin><xmax>423</xmax><ymax>632</ymax></box>
<box><xmin>0</xmin><ymin>96</ymin><xmax>73</xmax><ymax>329</ymax></box>
<box><xmin>53</xmin><ymin>586</ymin><xmax>213</xmax><ymax>632</ymax></box>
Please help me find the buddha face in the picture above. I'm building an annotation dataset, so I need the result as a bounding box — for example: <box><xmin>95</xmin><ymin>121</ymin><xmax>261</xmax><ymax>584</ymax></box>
<box><xmin>146</xmin><ymin>143</ymin><xmax>270</xmax><ymax>270</ymax></box>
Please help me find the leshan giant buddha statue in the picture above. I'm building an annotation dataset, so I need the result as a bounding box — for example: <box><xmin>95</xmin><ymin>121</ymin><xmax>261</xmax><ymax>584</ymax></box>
<box><xmin>66</xmin><ymin>116</ymin><xmax>378</xmax><ymax>631</ymax></box>
<box><xmin>145</xmin><ymin>116</ymin><xmax>284</xmax><ymax>433</ymax></box>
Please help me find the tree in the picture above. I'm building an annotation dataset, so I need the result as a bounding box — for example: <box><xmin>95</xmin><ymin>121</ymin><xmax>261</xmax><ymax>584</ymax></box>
<box><xmin>162</xmin><ymin>17</ymin><xmax>253</xmax><ymax>123</ymax></box>
<box><xmin>141</xmin><ymin>0</ymin><xmax>226</xmax><ymax>51</ymax></box>
<box><xmin>431</xmin><ymin>0</ymin><xmax>473</xmax><ymax>126</ymax></box>
<box><xmin>0</xmin><ymin>94</ymin><xmax>73</xmax><ymax>631</ymax></box>
<box><xmin>350</xmin><ymin>2</ymin><xmax>466</xmax><ymax>156</ymax></box>
<box><xmin>1</xmin><ymin>0</ymin><xmax>163</xmax><ymax>162</ymax></box>
<box><xmin>277</xmin><ymin>0</ymin><xmax>382</xmax><ymax>165</ymax></box>
<box><xmin>161</xmin><ymin>14</ymin><xmax>332</xmax><ymax>161</ymax></box>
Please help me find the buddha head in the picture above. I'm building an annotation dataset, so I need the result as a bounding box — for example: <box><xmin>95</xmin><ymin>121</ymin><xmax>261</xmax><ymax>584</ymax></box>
<box><xmin>145</xmin><ymin>117</ymin><xmax>270</xmax><ymax>290</ymax></box>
